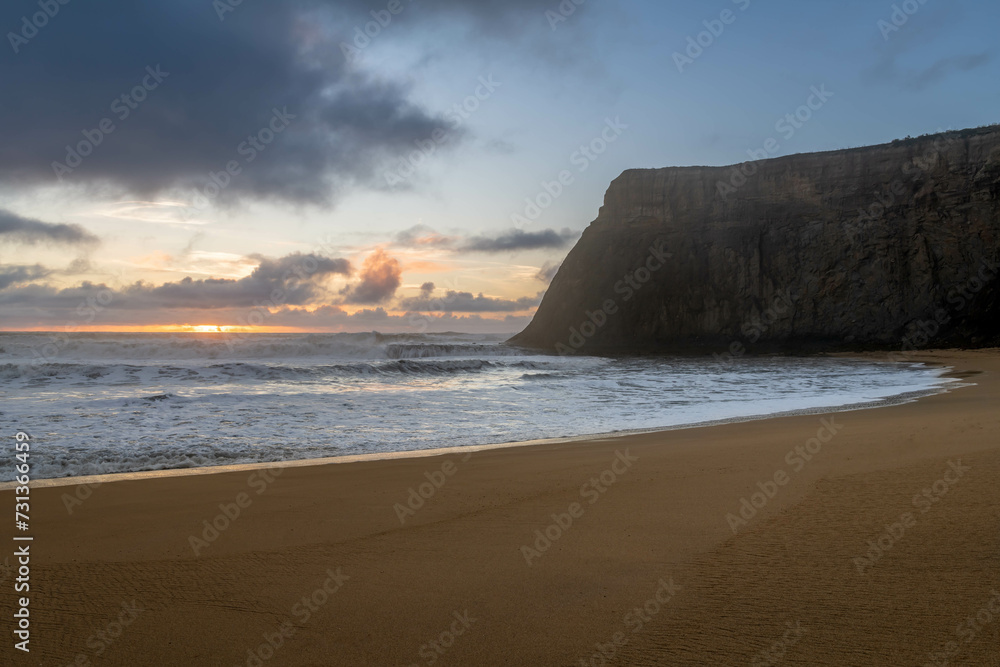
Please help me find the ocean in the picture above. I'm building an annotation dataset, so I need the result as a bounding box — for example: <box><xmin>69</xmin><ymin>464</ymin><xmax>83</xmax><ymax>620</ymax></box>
<box><xmin>0</xmin><ymin>332</ymin><xmax>955</xmax><ymax>480</ymax></box>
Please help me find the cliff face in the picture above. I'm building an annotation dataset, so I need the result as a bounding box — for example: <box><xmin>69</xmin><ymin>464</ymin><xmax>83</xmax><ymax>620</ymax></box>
<box><xmin>510</xmin><ymin>126</ymin><xmax>1000</xmax><ymax>354</ymax></box>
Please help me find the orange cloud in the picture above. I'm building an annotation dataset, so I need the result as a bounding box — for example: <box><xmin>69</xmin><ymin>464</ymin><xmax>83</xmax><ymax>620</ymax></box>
<box><xmin>340</xmin><ymin>247</ymin><xmax>401</xmax><ymax>304</ymax></box>
<box><xmin>402</xmin><ymin>260</ymin><xmax>453</xmax><ymax>273</ymax></box>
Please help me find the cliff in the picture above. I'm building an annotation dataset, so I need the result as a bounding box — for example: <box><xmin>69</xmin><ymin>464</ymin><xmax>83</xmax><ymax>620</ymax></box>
<box><xmin>509</xmin><ymin>126</ymin><xmax>1000</xmax><ymax>354</ymax></box>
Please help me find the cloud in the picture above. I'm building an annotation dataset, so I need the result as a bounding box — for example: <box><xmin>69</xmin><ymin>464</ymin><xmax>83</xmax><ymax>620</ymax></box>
<box><xmin>534</xmin><ymin>262</ymin><xmax>561</xmax><ymax>284</ymax></box>
<box><xmin>460</xmin><ymin>228</ymin><xmax>579</xmax><ymax>253</ymax></box>
<box><xmin>0</xmin><ymin>293</ymin><xmax>529</xmax><ymax>334</ymax></box>
<box><xmin>0</xmin><ymin>0</ymin><xmax>570</xmax><ymax>205</ymax></box>
<box><xmin>0</xmin><ymin>209</ymin><xmax>99</xmax><ymax>246</ymax></box>
<box><xmin>0</xmin><ymin>265</ymin><xmax>52</xmax><ymax>290</ymax></box>
<box><xmin>0</xmin><ymin>252</ymin><xmax>350</xmax><ymax>315</ymax></box>
<box><xmin>0</xmin><ymin>248</ymin><xmax>547</xmax><ymax>325</ymax></box>
<box><xmin>868</xmin><ymin>48</ymin><xmax>991</xmax><ymax>91</ymax></box>
<box><xmin>0</xmin><ymin>258</ymin><xmax>99</xmax><ymax>291</ymax></box>
<box><xmin>134</xmin><ymin>252</ymin><xmax>351</xmax><ymax>308</ymax></box>
<box><xmin>65</xmin><ymin>258</ymin><xmax>94</xmax><ymax>274</ymax></box>
<box><xmin>863</xmin><ymin>5</ymin><xmax>990</xmax><ymax>92</ymax></box>
<box><xmin>394</xmin><ymin>225</ymin><xmax>458</xmax><ymax>248</ymax></box>
<box><xmin>393</xmin><ymin>225</ymin><xmax>579</xmax><ymax>254</ymax></box>
<box><xmin>180</xmin><ymin>232</ymin><xmax>205</xmax><ymax>257</ymax></box>
<box><xmin>904</xmin><ymin>53</ymin><xmax>991</xmax><ymax>91</ymax></box>
<box><xmin>484</xmin><ymin>139</ymin><xmax>517</xmax><ymax>155</ymax></box>
<box><xmin>247</xmin><ymin>252</ymin><xmax>352</xmax><ymax>284</ymax></box>
<box><xmin>259</xmin><ymin>306</ymin><xmax>530</xmax><ymax>334</ymax></box>
<box><xmin>398</xmin><ymin>290</ymin><xmax>541</xmax><ymax>312</ymax></box>
<box><xmin>340</xmin><ymin>248</ymin><xmax>401</xmax><ymax>304</ymax></box>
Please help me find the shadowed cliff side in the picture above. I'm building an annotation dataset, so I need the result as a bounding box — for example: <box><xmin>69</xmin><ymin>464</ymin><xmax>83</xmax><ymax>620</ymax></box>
<box><xmin>509</xmin><ymin>126</ymin><xmax>1000</xmax><ymax>355</ymax></box>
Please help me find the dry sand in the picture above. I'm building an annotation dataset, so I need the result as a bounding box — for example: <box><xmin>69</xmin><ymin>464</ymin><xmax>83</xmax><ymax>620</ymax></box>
<box><xmin>2</xmin><ymin>349</ymin><xmax>998</xmax><ymax>666</ymax></box>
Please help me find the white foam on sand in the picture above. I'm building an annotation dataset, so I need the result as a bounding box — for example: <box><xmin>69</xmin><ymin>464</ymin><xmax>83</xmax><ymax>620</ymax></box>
<box><xmin>0</xmin><ymin>332</ymin><xmax>961</xmax><ymax>483</ymax></box>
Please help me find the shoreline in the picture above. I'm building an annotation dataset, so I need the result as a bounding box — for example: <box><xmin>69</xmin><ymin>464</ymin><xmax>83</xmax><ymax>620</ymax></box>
<box><xmin>2</xmin><ymin>348</ymin><xmax>997</xmax><ymax>665</ymax></box>
<box><xmin>4</xmin><ymin>359</ymin><xmax>963</xmax><ymax>490</ymax></box>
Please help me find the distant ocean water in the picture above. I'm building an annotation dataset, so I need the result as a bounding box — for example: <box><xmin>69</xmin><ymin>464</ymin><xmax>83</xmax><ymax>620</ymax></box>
<box><xmin>0</xmin><ymin>332</ymin><xmax>956</xmax><ymax>480</ymax></box>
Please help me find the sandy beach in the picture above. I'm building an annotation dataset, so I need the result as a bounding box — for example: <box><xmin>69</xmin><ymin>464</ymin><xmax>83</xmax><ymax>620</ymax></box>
<box><xmin>2</xmin><ymin>349</ymin><xmax>998</xmax><ymax>666</ymax></box>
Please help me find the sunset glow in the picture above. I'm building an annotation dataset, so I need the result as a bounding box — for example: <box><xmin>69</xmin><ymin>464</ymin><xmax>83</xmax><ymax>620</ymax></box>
<box><xmin>3</xmin><ymin>1</ymin><xmax>998</xmax><ymax>665</ymax></box>
<box><xmin>5</xmin><ymin>0</ymin><xmax>994</xmax><ymax>335</ymax></box>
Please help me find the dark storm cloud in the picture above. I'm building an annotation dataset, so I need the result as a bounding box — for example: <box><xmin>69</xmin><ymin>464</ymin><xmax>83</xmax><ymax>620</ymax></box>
<box><xmin>0</xmin><ymin>209</ymin><xmax>99</xmax><ymax>246</ymax></box>
<box><xmin>398</xmin><ymin>290</ymin><xmax>541</xmax><ymax>313</ymax></box>
<box><xmin>0</xmin><ymin>0</ymin><xmax>568</xmax><ymax>204</ymax></box>
<box><xmin>460</xmin><ymin>228</ymin><xmax>578</xmax><ymax>253</ymax></box>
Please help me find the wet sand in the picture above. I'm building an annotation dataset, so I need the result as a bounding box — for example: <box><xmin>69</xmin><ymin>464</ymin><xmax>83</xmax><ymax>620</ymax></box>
<box><xmin>2</xmin><ymin>349</ymin><xmax>998</xmax><ymax>666</ymax></box>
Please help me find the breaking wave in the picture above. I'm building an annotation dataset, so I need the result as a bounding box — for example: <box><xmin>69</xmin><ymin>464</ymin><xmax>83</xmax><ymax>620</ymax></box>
<box><xmin>0</xmin><ymin>331</ymin><xmax>957</xmax><ymax>481</ymax></box>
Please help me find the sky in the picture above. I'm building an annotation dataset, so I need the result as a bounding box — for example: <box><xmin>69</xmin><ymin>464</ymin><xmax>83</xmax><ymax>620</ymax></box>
<box><xmin>0</xmin><ymin>0</ymin><xmax>996</xmax><ymax>333</ymax></box>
